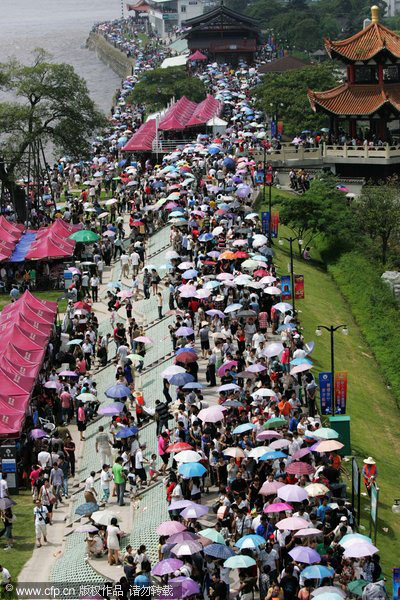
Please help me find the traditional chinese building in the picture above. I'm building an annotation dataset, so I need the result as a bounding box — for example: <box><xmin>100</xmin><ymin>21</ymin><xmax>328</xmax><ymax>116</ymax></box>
<box><xmin>182</xmin><ymin>4</ymin><xmax>261</xmax><ymax>65</ymax></box>
<box><xmin>308</xmin><ymin>6</ymin><xmax>400</xmax><ymax>143</ymax></box>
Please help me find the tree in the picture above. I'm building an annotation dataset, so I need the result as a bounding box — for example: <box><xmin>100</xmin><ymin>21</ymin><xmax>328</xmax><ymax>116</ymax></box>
<box><xmin>0</xmin><ymin>49</ymin><xmax>107</xmax><ymax>219</ymax></box>
<box><xmin>279</xmin><ymin>176</ymin><xmax>356</xmax><ymax>250</ymax></box>
<box><xmin>355</xmin><ymin>183</ymin><xmax>400</xmax><ymax>264</ymax></box>
<box><xmin>254</xmin><ymin>62</ymin><xmax>340</xmax><ymax>136</ymax></box>
<box><xmin>127</xmin><ymin>66</ymin><xmax>206</xmax><ymax>113</ymax></box>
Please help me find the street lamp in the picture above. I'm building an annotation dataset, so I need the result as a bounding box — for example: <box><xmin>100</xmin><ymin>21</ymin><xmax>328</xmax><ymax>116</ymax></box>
<box><xmin>279</xmin><ymin>236</ymin><xmax>302</xmax><ymax>313</ymax></box>
<box><xmin>261</xmin><ymin>143</ymin><xmax>274</xmax><ymax>242</ymax></box>
<box><xmin>315</xmin><ymin>324</ymin><xmax>348</xmax><ymax>412</ymax></box>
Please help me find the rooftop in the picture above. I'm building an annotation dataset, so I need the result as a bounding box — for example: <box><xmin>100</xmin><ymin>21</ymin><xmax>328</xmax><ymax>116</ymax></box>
<box><xmin>259</xmin><ymin>55</ymin><xmax>309</xmax><ymax>74</ymax></box>
<box><xmin>308</xmin><ymin>82</ymin><xmax>400</xmax><ymax>115</ymax></box>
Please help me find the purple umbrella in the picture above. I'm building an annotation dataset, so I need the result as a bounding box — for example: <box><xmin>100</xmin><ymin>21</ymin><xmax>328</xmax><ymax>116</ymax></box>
<box><xmin>181</xmin><ymin>503</ymin><xmax>209</xmax><ymax>519</ymax></box>
<box><xmin>168</xmin><ymin>500</ymin><xmax>195</xmax><ymax>511</ymax></box>
<box><xmin>207</xmin><ymin>251</ymin><xmax>220</xmax><ymax>258</ymax></box>
<box><xmin>152</xmin><ymin>558</ymin><xmax>184</xmax><ymax>576</ymax></box>
<box><xmin>166</xmin><ymin>531</ymin><xmax>199</xmax><ymax>544</ymax></box>
<box><xmin>289</xmin><ymin>546</ymin><xmax>321</xmax><ymax>564</ymax></box>
<box><xmin>247</xmin><ymin>363</ymin><xmax>267</xmax><ymax>373</ymax></box>
<box><xmin>278</xmin><ymin>485</ymin><xmax>309</xmax><ymax>503</ymax></box>
<box><xmin>236</xmin><ymin>184</ymin><xmax>252</xmax><ymax>198</ymax></box>
<box><xmin>292</xmin><ymin>448</ymin><xmax>311</xmax><ymax>460</ymax></box>
<box><xmin>59</xmin><ymin>370</ymin><xmax>79</xmax><ymax>377</ymax></box>
<box><xmin>98</xmin><ymin>402</ymin><xmax>125</xmax><ymax>416</ymax></box>
<box><xmin>30</xmin><ymin>428</ymin><xmax>47</xmax><ymax>440</ymax></box>
<box><xmin>157</xmin><ymin>521</ymin><xmax>186</xmax><ymax>536</ymax></box>
<box><xmin>206</xmin><ymin>309</ymin><xmax>225</xmax><ymax>319</ymax></box>
<box><xmin>44</xmin><ymin>381</ymin><xmax>60</xmax><ymax>389</ymax></box>
<box><xmin>176</xmin><ymin>326</ymin><xmax>194</xmax><ymax>337</ymax></box>
<box><xmin>172</xmin><ymin>540</ymin><xmax>203</xmax><ymax>556</ymax></box>
<box><xmin>170</xmin><ymin>577</ymin><xmax>200</xmax><ymax>598</ymax></box>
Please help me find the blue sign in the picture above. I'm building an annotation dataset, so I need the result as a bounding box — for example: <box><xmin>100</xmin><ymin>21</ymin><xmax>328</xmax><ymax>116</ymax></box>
<box><xmin>255</xmin><ymin>170</ymin><xmax>264</xmax><ymax>185</ymax></box>
<box><xmin>261</xmin><ymin>211</ymin><xmax>269</xmax><ymax>234</ymax></box>
<box><xmin>319</xmin><ymin>372</ymin><xmax>333</xmax><ymax>415</ymax></box>
<box><xmin>271</xmin><ymin>120</ymin><xmax>277</xmax><ymax>137</ymax></box>
<box><xmin>281</xmin><ymin>275</ymin><xmax>292</xmax><ymax>300</ymax></box>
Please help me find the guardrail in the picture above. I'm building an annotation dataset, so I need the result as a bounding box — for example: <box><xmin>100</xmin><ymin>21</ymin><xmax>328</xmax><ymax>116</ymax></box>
<box><xmin>252</xmin><ymin>142</ymin><xmax>400</xmax><ymax>163</ymax></box>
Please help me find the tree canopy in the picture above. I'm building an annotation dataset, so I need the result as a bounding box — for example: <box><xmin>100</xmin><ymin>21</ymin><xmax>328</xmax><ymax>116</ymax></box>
<box><xmin>127</xmin><ymin>66</ymin><xmax>206</xmax><ymax>112</ymax></box>
<box><xmin>254</xmin><ymin>62</ymin><xmax>340</xmax><ymax>136</ymax></box>
<box><xmin>0</xmin><ymin>49</ymin><xmax>107</xmax><ymax>218</ymax></box>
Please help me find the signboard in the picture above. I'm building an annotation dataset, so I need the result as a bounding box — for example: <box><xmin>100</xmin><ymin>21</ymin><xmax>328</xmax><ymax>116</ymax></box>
<box><xmin>294</xmin><ymin>274</ymin><xmax>305</xmax><ymax>299</ymax></box>
<box><xmin>280</xmin><ymin>275</ymin><xmax>292</xmax><ymax>300</ymax></box>
<box><xmin>261</xmin><ymin>212</ymin><xmax>279</xmax><ymax>237</ymax></box>
<box><xmin>277</xmin><ymin>120</ymin><xmax>284</xmax><ymax>135</ymax></box>
<box><xmin>393</xmin><ymin>568</ymin><xmax>400</xmax><ymax>599</ymax></box>
<box><xmin>255</xmin><ymin>170</ymin><xmax>264</xmax><ymax>185</ymax></box>
<box><xmin>64</xmin><ymin>270</ymin><xmax>73</xmax><ymax>290</ymax></box>
<box><xmin>370</xmin><ymin>483</ymin><xmax>379</xmax><ymax>544</ymax></box>
<box><xmin>334</xmin><ymin>371</ymin><xmax>348</xmax><ymax>414</ymax></box>
<box><xmin>0</xmin><ymin>442</ymin><xmax>18</xmax><ymax>493</ymax></box>
<box><xmin>271</xmin><ymin>120</ymin><xmax>277</xmax><ymax>138</ymax></box>
<box><xmin>352</xmin><ymin>457</ymin><xmax>361</xmax><ymax>526</ymax></box>
<box><xmin>261</xmin><ymin>212</ymin><xmax>269</xmax><ymax>234</ymax></box>
<box><xmin>319</xmin><ymin>372</ymin><xmax>333</xmax><ymax>415</ymax></box>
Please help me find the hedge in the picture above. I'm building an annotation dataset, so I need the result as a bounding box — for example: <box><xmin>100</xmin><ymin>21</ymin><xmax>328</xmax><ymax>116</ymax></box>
<box><xmin>328</xmin><ymin>252</ymin><xmax>400</xmax><ymax>406</ymax></box>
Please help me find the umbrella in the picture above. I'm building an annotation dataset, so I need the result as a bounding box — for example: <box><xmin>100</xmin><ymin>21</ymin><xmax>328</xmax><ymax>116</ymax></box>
<box><xmin>295</xmin><ymin>528</ymin><xmax>324</xmax><ymax>538</ymax></box>
<box><xmin>259</xmin><ymin>481</ymin><xmax>285</xmax><ymax>496</ymax></box>
<box><xmin>161</xmin><ymin>366</ymin><xmax>186</xmax><ymax>379</ymax></box>
<box><xmin>292</xmin><ymin>448</ymin><xmax>312</xmax><ymax>461</ymax></box>
<box><xmin>181</xmin><ymin>504</ymin><xmax>209</xmax><ymax>519</ymax></box>
<box><xmin>75</xmin><ymin>502</ymin><xmax>99</xmax><ymax>516</ymax></box>
<box><xmin>290</xmin><ymin>364</ymin><xmax>313</xmax><ymax>375</ymax></box>
<box><xmin>314</xmin><ymin>440</ymin><xmax>344</xmax><ymax>453</ymax></box>
<box><xmin>340</xmin><ymin>533</ymin><xmax>372</xmax><ymax>546</ymax></box>
<box><xmin>256</xmin><ymin>431</ymin><xmax>282</xmax><ymax>442</ymax></box>
<box><xmin>172</xmin><ymin>540</ymin><xmax>203</xmax><ymax>556</ymax></box>
<box><xmin>166</xmin><ymin>442</ymin><xmax>193</xmax><ymax>453</ymax></box>
<box><xmin>265</xmin><ymin>417</ymin><xmax>287</xmax><ymax>429</ymax></box>
<box><xmin>262</xmin><ymin>343</ymin><xmax>284</xmax><ymax>358</ymax></box>
<box><xmin>200</xmin><ymin>528</ymin><xmax>225</xmax><ymax>544</ymax></box>
<box><xmin>115</xmin><ymin>427</ymin><xmax>138</xmax><ymax>439</ymax></box>
<box><xmin>167</xmin><ymin>532</ymin><xmax>198</xmax><ymax>544</ymax></box>
<box><xmin>247</xmin><ymin>363</ymin><xmax>267</xmax><ymax>373</ymax></box>
<box><xmin>286</xmin><ymin>461</ymin><xmax>315</xmax><ymax>475</ymax></box>
<box><xmin>217</xmin><ymin>361</ymin><xmax>238</xmax><ymax>377</ymax></box>
<box><xmin>276</xmin><ymin>516</ymin><xmax>310</xmax><ymax>531</ymax></box>
<box><xmin>312</xmin><ymin>588</ymin><xmax>345</xmax><ymax>598</ymax></box>
<box><xmin>75</xmin><ymin>524</ymin><xmax>99</xmax><ymax>534</ymax></box>
<box><xmin>305</xmin><ymin>483</ymin><xmax>330</xmax><ymax>497</ymax></box>
<box><xmin>301</xmin><ymin>565</ymin><xmax>335</xmax><ymax>580</ymax></box>
<box><xmin>44</xmin><ymin>381</ymin><xmax>60</xmax><ymax>389</ymax></box>
<box><xmin>224</xmin><ymin>555</ymin><xmax>256</xmax><ymax>568</ymax></box>
<box><xmin>169</xmin><ymin>577</ymin><xmax>200</xmax><ymax>598</ymax></box>
<box><xmin>30</xmin><ymin>428</ymin><xmax>47</xmax><ymax>439</ymax></box>
<box><xmin>174</xmin><ymin>450</ymin><xmax>202</xmax><ymax>463</ymax></box>
<box><xmin>204</xmin><ymin>544</ymin><xmax>235</xmax><ymax>559</ymax></box>
<box><xmin>182</xmin><ymin>269</ymin><xmax>198</xmax><ymax>279</ymax></box>
<box><xmin>0</xmin><ymin>498</ymin><xmax>16</xmax><ymax>510</ymax></box>
<box><xmin>260</xmin><ymin>451</ymin><xmax>287</xmax><ymax>461</ymax></box>
<box><xmin>151</xmin><ymin>558</ymin><xmax>184</xmax><ymax>576</ymax></box>
<box><xmin>264</xmin><ymin>502</ymin><xmax>293</xmax><ymax>514</ymax></box>
<box><xmin>176</xmin><ymin>327</ymin><xmax>194</xmax><ymax>337</ymax></box>
<box><xmin>206</xmin><ymin>309</ymin><xmax>225</xmax><ymax>319</ymax></box>
<box><xmin>169</xmin><ymin>373</ymin><xmax>195</xmax><ymax>387</ymax></box>
<box><xmin>235</xmin><ymin>534</ymin><xmax>266</xmax><ymax>549</ymax></box>
<box><xmin>70</xmin><ymin>230</ymin><xmax>100</xmax><ymax>243</ymax></box>
<box><xmin>310</xmin><ymin>595</ymin><xmax>344</xmax><ymax>600</ymax></box>
<box><xmin>224</xmin><ymin>303</ymin><xmax>242</xmax><ymax>313</ymax></box>
<box><xmin>248</xmin><ymin>446</ymin><xmax>271</xmax><ymax>459</ymax></box>
<box><xmin>77</xmin><ymin>393</ymin><xmax>97</xmax><ymax>403</ymax></box>
<box><xmin>157</xmin><ymin>521</ymin><xmax>186</xmax><ymax>536</ymax></box>
<box><xmin>59</xmin><ymin>370</ymin><xmax>79</xmax><ymax>377</ymax></box>
<box><xmin>347</xmin><ymin>580</ymin><xmax>368</xmax><ymax>596</ymax></box>
<box><xmin>312</xmin><ymin>428</ymin><xmax>339</xmax><ymax>440</ymax></box>
<box><xmin>278</xmin><ymin>484</ymin><xmax>308</xmax><ymax>503</ymax></box>
<box><xmin>178</xmin><ymin>462</ymin><xmax>207</xmax><ymax>478</ymax></box>
<box><xmin>273</xmin><ymin>302</ymin><xmax>293</xmax><ymax>312</ymax></box>
<box><xmin>198</xmin><ymin>406</ymin><xmax>225</xmax><ymax>423</ymax></box>
<box><xmin>98</xmin><ymin>402</ymin><xmax>125</xmax><ymax>416</ymax></box>
<box><xmin>289</xmin><ymin>546</ymin><xmax>321</xmax><ymax>564</ymax></box>
<box><xmin>91</xmin><ymin>510</ymin><xmax>118</xmax><ymax>526</ymax></box>
<box><xmin>168</xmin><ymin>500</ymin><xmax>195</xmax><ymax>511</ymax></box>
<box><xmin>223</xmin><ymin>447</ymin><xmax>245</xmax><ymax>459</ymax></box>
<box><xmin>222</xmin><ymin>400</ymin><xmax>245</xmax><ymax>408</ymax></box>
<box><xmin>175</xmin><ymin>351</ymin><xmax>198</xmax><ymax>364</ymax></box>
<box><xmin>218</xmin><ymin>383</ymin><xmax>241</xmax><ymax>392</ymax></box>
<box><xmin>232</xmin><ymin>423</ymin><xmax>255</xmax><ymax>435</ymax></box>
<box><xmin>105</xmin><ymin>384</ymin><xmax>131</xmax><ymax>398</ymax></box>
<box><xmin>135</xmin><ymin>336</ymin><xmax>153</xmax><ymax>345</ymax></box>
<box><xmin>66</xmin><ymin>338</ymin><xmax>83</xmax><ymax>345</ymax></box>
<box><xmin>268</xmin><ymin>439</ymin><xmax>290</xmax><ymax>450</ymax></box>
<box><xmin>343</xmin><ymin>542</ymin><xmax>378</xmax><ymax>557</ymax></box>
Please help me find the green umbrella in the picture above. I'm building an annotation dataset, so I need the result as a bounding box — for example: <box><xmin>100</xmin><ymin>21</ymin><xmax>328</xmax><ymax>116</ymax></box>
<box><xmin>347</xmin><ymin>580</ymin><xmax>368</xmax><ymax>596</ymax></box>
<box><xmin>127</xmin><ymin>354</ymin><xmax>145</xmax><ymax>362</ymax></box>
<box><xmin>200</xmin><ymin>528</ymin><xmax>225</xmax><ymax>544</ymax></box>
<box><xmin>264</xmin><ymin>417</ymin><xmax>287</xmax><ymax>429</ymax></box>
<box><xmin>70</xmin><ymin>230</ymin><xmax>100</xmax><ymax>243</ymax></box>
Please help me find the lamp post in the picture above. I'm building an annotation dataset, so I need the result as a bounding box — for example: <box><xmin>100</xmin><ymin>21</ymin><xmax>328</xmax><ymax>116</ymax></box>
<box><xmin>261</xmin><ymin>142</ymin><xmax>273</xmax><ymax>242</ymax></box>
<box><xmin>315</xmin><ymin>324</ymin><xmax>348</xmax><ymax>413</ymax></box>
<box><xmin>279</xmin><ymin>236</ymin><xmax>302</xmax><ymax>313</ymax></box>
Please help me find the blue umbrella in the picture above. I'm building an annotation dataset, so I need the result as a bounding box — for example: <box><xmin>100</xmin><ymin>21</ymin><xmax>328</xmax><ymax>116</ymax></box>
<box><xmin>116</xmin><ymin>427</ymin><xmax>139</xmax><ymax>438</ymax></box>
<box><xmin>232</xmin><ymin>423</ymin><xmax>256</xmax><ymax>435</ymax></box>
<box><xmin>224</xmin><ymin>157</ymin><xmax>236</xmax><ymax>169</ymax></box>
<box><xmin>259</xmin><ymin>451</ymin><xmax>287</xmax><ymax>461</ymax></box>
<box><xmin>236</xmin><ymin>534</ymin><xmax>266</xmax><ymax>549</ymax></box>
<box><xmin>204</xmin><ymin>544</ymin><xmax>235</xmax><ymax>559</ymax></box>
<box><xmin>182</xmin><ymin>269</ymin><xmax>198</xmax><ymax>279</ymax></box>
<box><xmin>178</xmin><ymin>462</ymin><xmax>207</xmax><ymax>478</ymax></box>
<box><xmin>204</xmin><ymin>280</ymin><xmax>220</xmax><ymax>290</ymax></box>
<box><xmin>208</xmin><ymin>147</ymin><xmax>221</xmax><ymax>155</ymax></box>
<box><xmin>183</xmin><ymin>382</ymin><xmax>204</xmax><ymax>389</ymax></box>
<box><xmin>176</xmin><ymin>347</ymin><xmax>197</xmax><ymax>355</ymax></box>
<box><xmin>222</xmin><ymin>400</ymin><xmax>244</xmax><ymax>408</ymax></box>
<box><xmin>169</xmin><ymin>373</ymin><xmax>195</xmax><ymax>387</ymax></box>
<box><xmin>105</xmin><ymin>384</ymin><xmax>131</xmax><ymax>399</ymax></box>
<box><xmin>277</xmin><ymin>323</ymin><xmax>297</xmax><ymax>332</ymax></box>
<box><xmin>198</xmin><ymin>233</ymin><xmax>214</xmax><ymax>242</ymax></box>
<box><xmin>118</xmin><ymin>159</ymin><xmax>127</xmax><ymax>167</ymax></box>
<box><xmin>290</xmin><ymin>357</ymin><xmax>313</xmax><ymax>366</ymax></box>
<box><xmin>301</xmin><ymin>565</ymin><xmax>335</xmax><ymax>579</ymax></box>
<box><xmin>75</xmin><ymin>502</ymin><xmax>99</xmax><ymax>516</ymax></box>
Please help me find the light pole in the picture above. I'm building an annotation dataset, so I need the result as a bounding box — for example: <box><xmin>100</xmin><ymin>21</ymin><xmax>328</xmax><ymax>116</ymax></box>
<box><xmin>315</xmin><ymin>324</ymin><xmax>348</xmax><ymax>413</ymax></box>
<box><xmin>261</xmin><ymin>142</ymin><xmax>273</xmax><ymax>242</ymax></box>
<box><xmin>279</xmin><ymin>236</ymin><xmax>302</xmax><ymax>313</ymax></box>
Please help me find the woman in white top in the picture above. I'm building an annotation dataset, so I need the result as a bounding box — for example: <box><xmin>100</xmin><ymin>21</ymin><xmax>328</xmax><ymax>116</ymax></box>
<box><xmin>106</xmin><ymin>517</ymin><xmax>121</xmax><ymax>565</ymax></box>
<box><xmin>189</xmin><ymin>477</ymin><xmax>201</xmax><ymax>502</ymax></box>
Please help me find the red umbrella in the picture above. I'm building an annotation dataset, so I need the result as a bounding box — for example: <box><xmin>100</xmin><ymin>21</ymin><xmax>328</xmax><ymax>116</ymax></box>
<box><xmin>131</xmin><ymin>221</ymin><xmax>144</xmax><ymax>227</ymax></box>
<box><xmin>254</xmin><ymin>269</ymin><xmax>270</xmax><ymax>277</ymax></box>
<box><xmin>286</xmin><ymin>462</ymin><xmax>315</xmax><ymax>475</ymax></box>
<box><xmin>234</xmin><ymin>251</ymin><xmax>249</xmax><ymax>259</ymax></box>
<box><xmin>74</xmin><ymin>301</ymin><xmax>91</xmax><ymax>312</ymax></box>
<box><xmin>174</xmin><ymin>352</ymin><xmax>198</xmax><ymax>364</ymax></box>
<box><xmin>166</xmin><ymin>442</ymin><xmax>193</xmax><ymax>454</ymax></box>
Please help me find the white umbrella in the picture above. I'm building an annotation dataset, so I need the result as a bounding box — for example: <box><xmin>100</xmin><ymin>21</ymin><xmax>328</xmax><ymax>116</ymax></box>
<box><xmin>264</xmin><ymin>286</ymin><xmax>282</xmax><ymax>295</ymax></box>
<box><xmin>91</xmin><ymin>510</ymin><xmax>118</xmax><ymax>526</ymax></box>
<box><xmin>251</xmin><ymin>388</ymin><xmax>277</xmax><ymax>398</ymax></box>
<box><xmin>248</xmin><ymin>446</ymin><xmax>271</xmax><ymax>459</ymax></box>
<box><xmin>263</xmin><ymin>342</ymin><xmax>284</xmax><ymax>358</ymax></box>
<box><xmin>273</xmin><ymin>302</ymin><xmax>293</xmax><ymax>312</ymax></box>
<box><xmin>174</xmin><ymin>450</ymin><xmax>202</xmax><ymax>463</ymax></box>
<box><xmin>161</xmin><ymin>365</ymin><xmax>186</xmax><ymax>379</ymax></box>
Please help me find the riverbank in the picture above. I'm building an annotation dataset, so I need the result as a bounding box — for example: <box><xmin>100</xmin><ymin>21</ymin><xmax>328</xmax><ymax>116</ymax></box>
<box><xmin>86</xmin><ymin>31</ymin><xmax>134</xmax><ymax>79</ymax></box>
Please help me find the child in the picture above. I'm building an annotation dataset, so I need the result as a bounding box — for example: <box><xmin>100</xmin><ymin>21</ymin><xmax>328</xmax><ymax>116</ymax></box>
<box><xmin>100</xmin><ymin>464</ymin><xmax>112</xmax><ymax>504</ymax></box>
<box><xmin>127</xmin><ymin>466</ymin><xmax>137</xmax><ymax>498</ymax></box>
<box><xmin>149</xmin><ymin>453</ymin><xmax>158</xmax><ymax>483</ymax></box>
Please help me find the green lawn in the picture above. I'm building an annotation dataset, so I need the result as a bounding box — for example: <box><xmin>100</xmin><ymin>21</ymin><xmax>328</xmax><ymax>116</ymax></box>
<box><xmin>265</xmin><ymin>220</ymin><xmax>400</xmax><ymax>581</ymax></box>
<box><xmin>0</xmin><ymin>490</ymin><xmax>35</xmax><ymax>582</ymax></box>
<box><xmin>0</xmin><ymin>291</ymin><xmax>67</xmax><ymax>314</ymax></box>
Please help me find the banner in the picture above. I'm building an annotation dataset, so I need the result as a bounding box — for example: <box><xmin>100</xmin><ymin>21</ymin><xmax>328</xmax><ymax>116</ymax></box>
<box><xmin>319</xmin><ymin>372</ymin><xmax>333</xmax><ymax>415</ymax></box>
<box><xmin>370</xmin><ymin>483</ymin><xmax>379</xmax><ymax>544</ymax></box>
<box><xmin>334</xmin><ymin>371</ymin><xmax>347</xmax><ymax>414</ymax></box>
<box><xmin>352</xmin><ymin>458</ymin><xmax>361</xmax><ymax>526</ymax></box>
<box><xmin>261</xmin><ymin>212</ymin><xmax>279</xmax><ymax>237</ymax></box>
<box><xmin>294</xmin><ymin>274</ymin><xmax>304</xmax><ymax>299</ymax></box>
<box><xmin>271</xmin><ymin>120</ymin><xmax>277</xmax><ymax>138</ymax></box>
<box><xmin>277</xmin><ymin>120</ymin><xmax>284</xmax><ymax>135</ymax></box>
<box><xmin>255</xmin><ymin>170</ymin><xmax>264</xmax><ymax>185</ymax></box>
<box><xmin>280</xmin><ymin>275</ymin><xmax>292</xmax><ymax>300</ymax></box>
<box><xmin>393</xmin><ymin>568</ymin><xmax>400</xmax><ymax>599</ymax></box>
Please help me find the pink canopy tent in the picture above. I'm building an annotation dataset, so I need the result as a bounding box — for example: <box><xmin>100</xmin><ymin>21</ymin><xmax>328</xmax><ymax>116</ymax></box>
<box><xmin>186</xmin><ymin>95</ymin><xmax>221</xmax><ymax>127</ymax></box>
<box><xmin>188</xmin><ymin>50</ymin><xmax>207</xmax><ymax>61</ymax></box>
<box><xmin>122</xmin><ymin>119</ymin><xmax>157</xmax><ymax>153</ymax></box>
<box><xmin>0</xmin><ymin>291</ymin><xmax>57</xmax><ymax>438</ymax></box>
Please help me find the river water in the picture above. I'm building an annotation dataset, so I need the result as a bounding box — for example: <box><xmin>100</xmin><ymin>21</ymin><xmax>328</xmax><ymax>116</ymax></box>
<box><xmin>0</xmin><ymin>0</ymin><xmax>123</xmax><ymax>112</ymax></box>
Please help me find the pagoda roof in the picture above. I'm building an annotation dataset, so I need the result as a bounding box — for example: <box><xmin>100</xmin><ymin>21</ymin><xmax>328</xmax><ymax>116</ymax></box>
<box><xmin>308</xmin><ymin>82</ymin><xmax>400</xmax><ymax>115</ymax></box>
<box><xmin>183</xmin><ymin>4</ymin><xmax>260</xmax><ymax>31</ymax></box>
<box><xmin>325</xmin><ymin>22</ymin><xmax>400</xmax><ymax>62</ymax></box>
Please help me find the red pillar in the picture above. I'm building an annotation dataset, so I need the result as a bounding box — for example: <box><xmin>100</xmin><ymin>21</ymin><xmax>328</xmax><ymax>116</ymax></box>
<box><xmin>348</xmin><ymin>65</ymin><xmax>355</xmax><ymax>84</ymax></box>
<box><xmin>378</xmin><ymin>64</ymin><xmax>383</xmax><ymax>83</ymax></box>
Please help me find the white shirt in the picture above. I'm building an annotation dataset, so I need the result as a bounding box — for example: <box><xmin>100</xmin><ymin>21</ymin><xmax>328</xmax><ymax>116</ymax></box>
<box><xmin>90</xmin><ymin>276</ymin><xmax>99</xmax><ymax>288</ymax></box>
<box><xmin>130</xmin><ymin>252</ymin><xmax>140</xmax><ymax>266</ymax></box>
<box><xmin>120</xmin><ymin>254</ymin><xmax>129</xmax><ymax>266</ymax></box>
<box><xmin>293</xmin><ymin>348</ymin><xmax>306</xmax><ymax>359</ymax></box>
<box><xmin>100</xmin><ymin>470</ymin><xmax>112</xmax><ymax>489</ymax></box>
<box><xmin>84</xmin><ymin>476</ymin><xmax>95</xmax><ymax>492</ymax></box>
<box><xmin>38</xmin><ymin>451</ymin><xmax>51</xmax><ymax>468</ymax></box>
<box><xmin>34</xmin><ymin>505</ymin><xmax>48</xmax><ymax>526</ymax></box>
<box><xmin>135</xmin><ymin>449</ymin><xmax>144</xmax><ymax>469</ymax></box>
<box><xmin>81</xmin><ymin>274</ymin><xmax>89</xmax><ymax>287</ymax></box>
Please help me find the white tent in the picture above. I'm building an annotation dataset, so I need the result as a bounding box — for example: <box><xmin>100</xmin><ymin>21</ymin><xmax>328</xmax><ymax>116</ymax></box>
<box><xmin>160</xmin><ymin>54</ymin><xmax>189</xmax><ymax>69</ymax></box>
<box><xmin>207</xmin><ymin>116</ymin><xmax>228</xmax><ymax>136</ymax></box>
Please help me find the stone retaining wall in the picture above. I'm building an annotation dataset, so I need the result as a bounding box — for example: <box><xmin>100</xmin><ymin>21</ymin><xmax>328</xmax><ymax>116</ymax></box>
<box><xmin>86</xmin><ymin>31</ymin><xmax>133</xmax><ymax>79</ymax></box>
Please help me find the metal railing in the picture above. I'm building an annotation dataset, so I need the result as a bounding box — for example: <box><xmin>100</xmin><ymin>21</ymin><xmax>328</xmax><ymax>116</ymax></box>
<box><xmin>152</xmin><ymin>138</ymin><xmax>194</xmax><ymax>153</ymax></box>
<box><xmin>252</xmin><ymin>142</ymin><xmax>400</xmax><ymax>163</ymax></box>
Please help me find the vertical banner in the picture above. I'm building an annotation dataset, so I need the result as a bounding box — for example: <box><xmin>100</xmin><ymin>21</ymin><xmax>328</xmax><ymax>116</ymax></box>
<box><xmin>334</xmin><ymin>371</ymin><xmax>348</xmax><ymax>414</ymax></box>
<box><xmin>255</xmin><ymin>170</ymin><xmax>264</xmax><ymax>185</ymax></box>
<box><xmin>393</xmin><ymin>568</ymin><xmax>400</xmax><ymax>599</ymax></box>
<box><xmin>280</xmin><ymin>275</ymin><xmax>292</xmax><ymax>300</ymax></box>
<box><xmin>294</xmin><ymin>274</ymin><xmax>304</xmax><ymax>299</ymax></box>
<box><xmin>319</xmin><ymin>372</ymin><xmax>333</xmax><ymax>415</ymax></box>
<box><xmin>370</xmin><ymin>484</ymin><xmax>379</xmax><ymax>544</ymax></box>
<box><xmin>261</xmin><ymin>211</ymin><xmax>269</xmax><ymax>234</ymax></box>
<box><xmin>277</xmin><ymin>120</ymin><xmax>284</xmax><ymax>135</ymax></box>
<box><xmin>271</xmin><ymin>120</ymin><xmax>277</xmax><ymax>137</ymax></box>
<box><xmin>261</xmin><ymin>212</ymin><xmax>279</xmax><ymax>237</ymax></box>
<box><xmin>352</xmin><ymin>458</ymin><xmax>361</xmax><ymax>526</ymax></box>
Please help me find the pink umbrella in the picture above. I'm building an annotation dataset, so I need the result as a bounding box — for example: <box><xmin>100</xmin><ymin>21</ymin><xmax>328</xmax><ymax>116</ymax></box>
<box><xmin>217</xmin><ymin>273</ymin><xmax>234</xmax><ymax>281</ymax></box>
<box><xmin>172</xmin><ymin>540</ymin><xmax>203</xmax><ymax>556</ymax></box>
<box><xmin>314</xmin><ymin>440</ymin><xmax>344</xmax><ymax>453</ymax></box>
<box><xmin>290</xmin><ymin>364</ymin><xmax>313</xmax><ymax>375</ymax></box>
<box><xmin>264</xmin><ymin>286</ymin><xmax>282</xmax><ymax>295</ymax></box>
<box><xmin>168</xmin><ymin>500</ymin><xmax>195</xmax><ymax>511</ymax></box>
<box><xmin>264</xmin><ymin>502</ymin><xmax>293</xmax><ymax>514</ymax></box>
<box><xmin>198</xmin><ymin>405</ymin><xmax>226</xmax><ymax>423</ymax></box>
<box><xmin>269</xmin><ymin>439</ymin><xmax>290</xmax><ymax>450</ymax></box>
<box><xmin>232</xmin><ymin>239</ymin><xmax>247</xmax><ymax>246</ymax></box>
<box><xmin>224</xmin><ymin>447</ymin><xmax>245</xmax><ymax>459</ymax></box>
<box><xmin>292</xmin><ymin>448</ymin><xmax>311</xmax><ymax>460</ymax></box>
<box><xmin>59</xmin><ymin>370</ymin><xmax>79</xmax><ymax>377</ymax></box>
<box><xmin>256</xmin><ymin>431</ymin><xmax>283</xmax><ymax>442</ymax></box>
<box><xmin>152</xmin><ymin>558</ymin><xmax>184</xmax><ymax>576</ymax></box>
<box><xmin>44</xmin><ymin>381</ymin><xmax>60</xmax><ymax>389</ymax></box>
<box><xmin>259</xmin><ymin>481</ymin><xmax>285</xmax><ymax>496</ymax></box>
<box><xmin>166</xmin><ymin>531</ymin><xmax>199</xmax><ymax>544</ymax></box>
<box><xmin>157</xmin><ymin>521</ymin><xmax>186</xmax><ymax>536</ymax></box>
<box><xmin>181</xmin><ymin>504</ymin><xmax>209</xmax><ymax>519</ymax></box>
<box><xmin>277</xmin><ymin>484</ymin><xmax>309</xmax><ymax>503</ymax></box>
<box><xmin>135</xmin><ymin>336</ymin><xmax>153</xmax><ymax>345</ymax></box>
<box><xmin>196</xmin><ymin>289</ymin><xmax>211</xmax><ymax>299</ymax></box>
<box><xmin>117</xmin><ymin>290</ymin><xmax>133</xmax><ymax>299</ymax></box>
<box><xmin>294</xmin><ymin>528</ymin><xmax>323</xmax><ymax>538</ymax></box>
<box><xmin>276</xmin><ymin>516</ymin><xmax>310</xmax><ymax>531</ymax></box>
<box><xmin>217</xmin><ymin>361</ymin><xmax>238</xmax><ymax>377</ymax></box>
<box><xmin>286</xmin><ymin>462</ymin><xmax>315</xmax><ymax>475</ymax></box>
